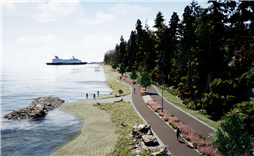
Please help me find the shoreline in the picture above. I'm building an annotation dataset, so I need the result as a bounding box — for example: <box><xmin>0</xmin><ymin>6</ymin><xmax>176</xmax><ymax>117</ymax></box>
<box><xmin>52</xmin><ymin>99</ymin><xmax>118</xmax><ymax>156</ymax></box>
<box><xmin>51</xmin><ymin>65</ymin><xmax>125</xmax><ymax>155</ymax></box>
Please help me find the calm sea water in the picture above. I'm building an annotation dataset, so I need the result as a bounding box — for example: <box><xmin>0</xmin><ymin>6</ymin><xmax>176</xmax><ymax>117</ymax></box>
<box><xmin>0</xmin><ymin>64</ymin><xmax>112</xmax><ymax>156</ymax></box>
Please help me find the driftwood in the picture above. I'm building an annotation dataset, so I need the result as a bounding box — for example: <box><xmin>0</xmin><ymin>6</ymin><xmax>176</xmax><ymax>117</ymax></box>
<box><xmin>114</xmin><ymin>98</ymin><xmax>123</xmax><ymax>103</ymax></box>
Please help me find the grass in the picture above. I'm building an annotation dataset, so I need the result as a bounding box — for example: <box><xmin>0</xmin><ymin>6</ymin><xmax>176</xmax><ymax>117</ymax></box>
<box><xmin>53</xmin><ymin>99</ymin><xmax>118</xmax><ymax>156</ymax></box>
<box><xmin>153</xmin><ymin>85</ymin><xmax>219</xmax><ymax>130</ymax></box>
<box><xmin>99</xmin><ymin>65</ymin><xmax>131</xmax><ymax>99</ymax></box>
<box><xmin>93</xmin><ymin>101</ymin><xmax>149</xmax><ymax>156</ymax></box>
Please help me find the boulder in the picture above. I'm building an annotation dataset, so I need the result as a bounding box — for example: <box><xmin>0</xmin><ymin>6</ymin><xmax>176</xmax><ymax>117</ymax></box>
<box><xmin>134</xmin><ymin>141</ymin><xmax>148</xmax><ymax>153</ymax></box>
<box><xmin>132</xmin><ymin>124</ymin><xmax>152</xmax><ymax>138</ymax></box>
<box><xmin>3</xmin><ymin>96</ymin><xmax>64</xmax><ymax>120</ymax></box>
<box><xmin>31</xmin><ymin>96</ymin><xmax>64</xmax><ymax>111</ymax></box>
<box><xmin>141</xmin><ymin>135</ymin><xmax>159</xmax><ymax>146</ymax></box>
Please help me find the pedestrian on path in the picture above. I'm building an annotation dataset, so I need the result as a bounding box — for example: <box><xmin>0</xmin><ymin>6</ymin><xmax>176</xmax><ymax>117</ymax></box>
<box><xmin>134</xmin><ymin>88</ymin><xmax>135</xmax><ymax>94</ymax></box>
<box><xmin>97</xmin><ymin>91</ymin><xmax>99</xmax><ymax>96</ymax></box>
<box><xmin>176</xmin><ymin>128</ymin><xmax>181</xmax><ymax>142</ymax></box>
<box><xmin>93</xmin><ymin>94</ymin><xmax>95</xmax><ymax>99</ymax></box>
<box><xmin>86</xmin><ymin>93</ymin><xmax>88</xmax><ymax>99</ymax></box>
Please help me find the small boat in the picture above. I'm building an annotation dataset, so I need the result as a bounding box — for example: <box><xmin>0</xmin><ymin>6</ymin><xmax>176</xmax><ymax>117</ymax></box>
<box><xmin>46</xmin><ymin>56</ymin><xmax>87</xmax><ymax>65</ymax></box>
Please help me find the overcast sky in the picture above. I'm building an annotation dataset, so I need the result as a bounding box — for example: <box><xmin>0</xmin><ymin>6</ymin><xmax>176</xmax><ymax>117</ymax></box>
<box><xmin>1</xmin><ymin>0</ymin><xmax>210</xmax><ymax>69</ymax></box>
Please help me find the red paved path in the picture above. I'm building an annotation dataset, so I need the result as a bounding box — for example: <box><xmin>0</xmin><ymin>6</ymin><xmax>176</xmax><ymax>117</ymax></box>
<box><xmin>117</xmin><ymin>75</ymin><xmax>215</xmax><ymax>156</ymax></box>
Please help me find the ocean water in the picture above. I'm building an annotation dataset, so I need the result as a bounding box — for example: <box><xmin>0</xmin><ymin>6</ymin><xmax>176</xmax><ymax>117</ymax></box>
<box><xmin>0</xmin><ymin>64</ymin><xmax>112</xmax><ymax>156</ymax></box>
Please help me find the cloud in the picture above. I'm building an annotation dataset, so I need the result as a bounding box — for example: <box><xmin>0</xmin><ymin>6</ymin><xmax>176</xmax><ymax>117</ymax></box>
<box><xmin>3</xmin><ymin>2</ymin><xmax>84</xmax><ymax>23</ymax></box>
<box><xmin>76</xmin><ymin>11</ymin><xmax>117</xmax><ymax>26</ymax></box>
<box><xmin>109</xmin><ymin>3</ymin><xmax>151</xmax><ymax>15</ymax></box>
<box><xmin>2</xmin><ymin>33</ymin><xmax>117</xmax><ymax>67</ymax></box>
<box><xmin>16</xmin><ymin>36</ymin><xmax>37</xmax><ymax>44</ymax></box>
<box><xmin>16</xmin><ymin>34</ymin><xmax>61</xmax><ymax>45</ymax></box>
<box><xmin>82</xmin><ymin>34</ymin><xmax>118</xmax><ymax>49</ymax></box>
<box><xmin>2</xmin><ymin>2</ymin><xmax>16</xmax><ymax>11</ymax></box>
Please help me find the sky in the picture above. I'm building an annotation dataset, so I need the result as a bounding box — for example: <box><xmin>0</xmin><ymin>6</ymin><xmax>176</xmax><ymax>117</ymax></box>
<box><xmin>1</xmin><ymin>0</ymin><xmax>210</xmax><ymax>69</ymax></box>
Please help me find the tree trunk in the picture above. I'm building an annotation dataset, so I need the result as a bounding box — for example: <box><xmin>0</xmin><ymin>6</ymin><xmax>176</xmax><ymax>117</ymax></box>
<box><xmin>205</xmin><ymin>73</ymin><xmax>211</xmax><ymax>91</ymax></box>
<box><xmin>187</xmin><ymin>47</ymin><xmax>192</xmax><ymax>84</ymax></box>
<box><xmin>205</xmin><ymin>30</ymin><xmax>212</xmax><ymax>91</ymax></box>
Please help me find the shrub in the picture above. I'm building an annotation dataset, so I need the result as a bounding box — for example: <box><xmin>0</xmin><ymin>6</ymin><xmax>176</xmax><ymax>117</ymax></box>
<box><xmin>178</xmin><ymin>125</ymin><xmax>196</xmax><ymax>140</ymax></box>
<box><xmin>170</xmin><ymin>122</ymin><xmax>176</xmax><ymax>129</ymax></box>
<box><xmin>118</xmin><ymin>89</ymin><xmax>124</xmax><ymax>94</ymax></box>
<box><xmin>168</xmin><ymin>116</ymin><xmax>179</xmax><ymax>123</ymax></box>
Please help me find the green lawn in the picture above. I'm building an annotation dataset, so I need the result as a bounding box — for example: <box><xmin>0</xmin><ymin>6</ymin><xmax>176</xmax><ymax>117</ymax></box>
<box><xmin>99</xmin><ymin>66</ymin><xmax>131</xmax><ymax>99</ymax></box>
<box><xmin>153</xmin><ymin>85</ymin><xmax>220</xmax><ymax>130</ymax></box>
<box><xmin>94</xmin><ymin>101</ymin><xmax>150</xmax><ymax>156</ymax></box>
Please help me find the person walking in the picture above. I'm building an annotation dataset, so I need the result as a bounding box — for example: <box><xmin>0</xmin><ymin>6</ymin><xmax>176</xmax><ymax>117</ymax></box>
<box><xmin>93</xmin><ymin>94</ymin><xmax>95</xmax><ymax>99</ymax></box>
<box><xmin>86</xmin><ymin>93</ymin><xmax>88</xmax><ymax>99</ymax></box>
<box><xmin>134</xmin><ymin>88</ymin><xmax>136</xmax><ymax>94</ymax></box>
<box><xmin>97</xmin><ymin>91</ymin><xmax>99</xmax><ymax>96</ymax></box>
<box><xmin>176</xmin><ymin>128</ymin><xmax>181</xmax><ymax>142</ymax></box>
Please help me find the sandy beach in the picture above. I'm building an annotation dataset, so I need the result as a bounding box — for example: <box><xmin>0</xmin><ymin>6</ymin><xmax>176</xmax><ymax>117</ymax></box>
<box><xmin>52</xmin><ymin>99</ymin><xmax>118</xmax><ymax>156</ymax></box>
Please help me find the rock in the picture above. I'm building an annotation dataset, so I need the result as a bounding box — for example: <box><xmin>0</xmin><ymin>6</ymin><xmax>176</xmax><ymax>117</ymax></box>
<box><xmin>135</xmin><ymin>142</ymin><xmax>148</xmax><ymax>153</ymax></box>
<box><xmin>141</xmin><ymin>135</ymin><xmax>159</xmax><ymax>146</ymax></box>
<box><xmin>31</xmin><ymin>96</ymin><xmax>64</xmax><ymax>110</ymax></box>
<box><xmin>132</xmin><ymin>124</ymin><xmax>152</xmax><ymax>138</ymax></box>
<box><xmin>3</xmin><ymin>96</ymin><xmax>64</xmax><ymax>120</ymax></box>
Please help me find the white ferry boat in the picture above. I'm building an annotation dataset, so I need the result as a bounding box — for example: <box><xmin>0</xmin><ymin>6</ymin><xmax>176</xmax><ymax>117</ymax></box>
<box><xmin>46</xmin><ymin>56</ymin><xmax>87</xmax><ymax>65</ymax></box>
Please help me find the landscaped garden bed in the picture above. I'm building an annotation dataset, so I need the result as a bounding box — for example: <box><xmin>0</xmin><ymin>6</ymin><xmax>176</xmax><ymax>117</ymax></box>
<box><xmin>146</xmin><ymin>100</ymin><xmax>220</xmax><ymax>156</ymax></box>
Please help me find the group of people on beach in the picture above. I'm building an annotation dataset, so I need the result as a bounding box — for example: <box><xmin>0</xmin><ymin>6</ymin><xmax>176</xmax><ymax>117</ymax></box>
<box><xmin>86</xmin><ymin>91</ymin><xmax>99</xmax><ymax>99</ymax></box>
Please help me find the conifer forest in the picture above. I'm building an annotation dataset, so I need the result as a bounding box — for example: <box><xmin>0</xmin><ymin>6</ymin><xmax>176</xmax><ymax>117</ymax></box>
<box><xmin>103</xmin><ymin>1</ymin><xmax>254</xmax><ymax>137</ymax></box>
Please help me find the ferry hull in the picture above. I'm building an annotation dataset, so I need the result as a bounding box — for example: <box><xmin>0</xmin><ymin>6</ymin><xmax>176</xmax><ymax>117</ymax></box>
<box><xmin>46</xmin><ymin>62</ymin><xmax>87</xmax><ymax>65</ymax></box>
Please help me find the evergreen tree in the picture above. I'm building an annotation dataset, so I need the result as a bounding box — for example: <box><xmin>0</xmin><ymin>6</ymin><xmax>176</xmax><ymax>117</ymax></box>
<box><xmin>167</xmin><ymin>12</ymin><xmax>180</xmax><ymax>83</ymax></box>
<box><xmin>182</xmin><ymin>5</ymin><xmax>197</xmax><ymax>85</ymax></box>
<box><xmin>112</xmin><ymin>44</ymin><xmax>120</xmax><ymax>65</ymax></box>
<box><xmin>118</xmin><ymin>64</ymin><xmax>126</xmax><ymax>76</ymax></box>
<box><xmin>135</xmin><ymin>19</ymin><xmax>144</xmax><ymax>70</ymax></box>
<box><xmin>206</xmin><ymin>0</ymin><xmax>228</xmax><ymax>80</ymax></box>
<box><xmin>130</xmin><ymin>70</ymin><xmax>138</xmax><ymax>84</ymax></box>
<box><xmin>127</xmin><ymin>30</ymin><xmax>137</xmax><ymax>69</ymax></box>
<box><xmin>154</xmin><ymin>11</ymin><xmax>165</xmax><ymax>31</ymax></box>
<box><xmin>112</xmin><ymin>64</ymin><xmax>117</xmax><ymax>72</ymax></box>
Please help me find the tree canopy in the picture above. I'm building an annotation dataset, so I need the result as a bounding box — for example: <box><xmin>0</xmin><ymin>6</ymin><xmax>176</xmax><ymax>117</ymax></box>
<box><xmin>210</xmin><ymin>111</ymin><xmax>253</xmax><ymax>155</ymax></box>
<box><xmin>137</xmin><ymin>71</ymin><xmax>153</xmax><ymax>91</ymax></box>
<box><xmin>118</xmin><ymin>64</ymin><xmax>126</xmax><ymax>76</ymax></box>
<box><xmin>130</xmin><ymin>70</ymin><xmax>138</xmax><ymax>81</ymax></box>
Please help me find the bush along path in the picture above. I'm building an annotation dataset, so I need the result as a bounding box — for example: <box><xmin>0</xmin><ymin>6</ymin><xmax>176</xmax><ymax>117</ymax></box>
<box><xmin>145</xmin><ymin>98</ymin><xmax>219</xmax><ymax>156</ymax></box>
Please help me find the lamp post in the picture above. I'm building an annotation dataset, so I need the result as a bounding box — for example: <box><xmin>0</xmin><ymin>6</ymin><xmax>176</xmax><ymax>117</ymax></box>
<box><xmin>162</xmin><ymin>85</ymin><xmax>164</xmax><ymax>112</ymax></box>
<box><xmin>158</xmin><ymin>83</ymin><xmax>164</xmax><ymax>112</ymax></box>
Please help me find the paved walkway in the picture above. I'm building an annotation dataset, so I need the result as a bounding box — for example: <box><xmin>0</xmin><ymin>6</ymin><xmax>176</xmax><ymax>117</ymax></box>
<box><xmin>118</xmin><ymin>75</ymin><xmax>215</xmax><ymax>156</ymax></box>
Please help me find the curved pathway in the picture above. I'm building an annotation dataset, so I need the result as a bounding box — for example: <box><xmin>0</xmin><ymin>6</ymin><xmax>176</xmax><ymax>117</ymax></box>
<box><xmin>118</xmin><ymin>75</ymin><xmax>215</xmax><ymax>156</ymax></box>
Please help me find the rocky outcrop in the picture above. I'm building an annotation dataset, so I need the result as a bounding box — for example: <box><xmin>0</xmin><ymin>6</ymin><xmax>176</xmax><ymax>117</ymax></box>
<box><xmin>142</xmin><ymin>134</ymin><xmax>159</xmax><ymax>146</ymax></box>
<box><xmin>127</xmin><ymin>124</ymin><xmax>168</xmax><ymax>155</ymax></box>
<box><xmin>3</xmin><ymin>96</ymin><xmax>64</xmax><ymax>120</ymax></box>
<box><xmin>132</xmin><ymin>124</ymin><xmax>152</xmax><ymax>138</ymax></box>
